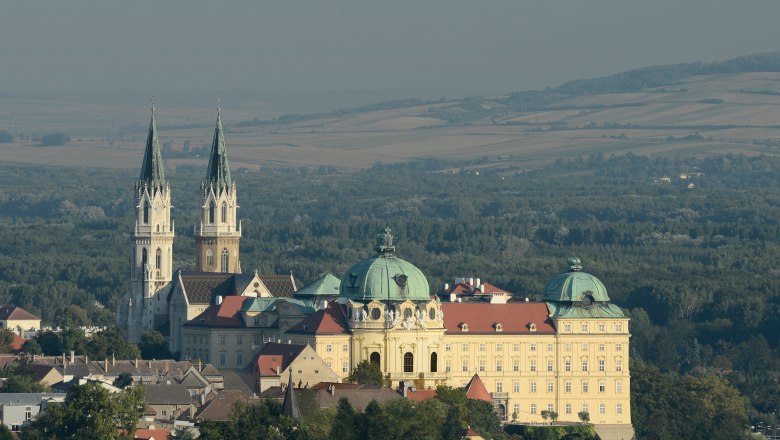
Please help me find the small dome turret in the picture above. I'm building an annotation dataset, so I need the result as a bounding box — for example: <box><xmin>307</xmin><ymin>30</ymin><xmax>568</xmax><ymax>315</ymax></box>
<box><xmin>339</xmin><ymin>228</ymin><xmax>430</xmax><ymax>302</ymax></box>
<box><xmin>542</xmin><ymin>257</ymin><xmax>610</xmax><ymax>304</ymax></box>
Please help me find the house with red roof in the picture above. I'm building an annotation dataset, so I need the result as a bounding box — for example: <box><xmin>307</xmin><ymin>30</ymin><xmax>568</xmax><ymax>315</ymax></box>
<box><xmin>253</xmin><ymin>342</ymin><xmax>338</xmax><ymax>393</ymax></box>
<box><xmin>0</xmin><ymin>306</ymin><xmax>41</xmax><ymax>335</ymax></box>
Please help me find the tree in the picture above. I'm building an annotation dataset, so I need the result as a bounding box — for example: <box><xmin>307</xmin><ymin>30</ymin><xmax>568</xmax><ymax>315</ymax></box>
<box><xmin>113</xmin><ymin>372</ymin><xmax>133</xmax><ymax>389</ymax></box>
<box><xmin>0</xmin><ymin>424</ymin><xmax>12</xmax><ymax>440</ymax></box>
<box><xmin>0</xmin><ymin>375</ymin><xmax>46</xmax><ymax>393</ymax></box>
<box><xmin>21</xmin><ymin>339</ymin><xmax>42</xmax><ymax>356</ymax></box>
<box><xmin>22</xmin><ymin>382</ymin><xmax>144</xmax><ymax>440</ymax></box>
<box><xmin>330</xmin><ymin>398</ymin><xmax>356</xmax><ymax>440</ymax></box>
<box><xmin>57</xmin><ymin>305</ymin><xmax>90</xmax><ymax>328</ymax></box>
<box><xmin>86</xmin><ymin>327</ymin><xmax>141</xmax><ymax>360</ymax></box>
<box><xmin>465</xmin><ymin>399</ymin><xmax>504</xmax><ymax>439</ymax></box>
<box><xmin>578</xmin><ymin>411</ymin><xmax>590</xmax><ymax>423</ymax></box>
<box><xmin>0</xmin><ymin>328</ymin><xmax>16</xmax><ymax>353</ymax></box>
<box><xmin>347</xmin><ymin>360</ymin><xmax>382</xmax><ymax>386</ymax></box>
<box><xmin>139</xmin><ymin>330</ymin><xmax>172</xmax><ymax>359</ymax></box>
<box><xmin>442</xmin><ymin>405</ymin><xmax>466</xmax><ymax>440</ymax></box>
<box><xmin>40</xmin><ymin>133</ymin><xmax>69</xmax><ymax>146</ymax></box>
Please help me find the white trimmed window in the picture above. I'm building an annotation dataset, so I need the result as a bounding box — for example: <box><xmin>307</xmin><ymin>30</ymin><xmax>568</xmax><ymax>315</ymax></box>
<box><xmin>530</xmin><ymin>381</ymin><xmax>537</xmax><ymax>393</ymax></box>
<box><xmin>565</xmin><ymin>403</ymin><xmax>572</xmax><ymax>414</ymax></box>
<box><xmin>565</xmin><ymin>381</ymin><xmax>571</xmax><ymax>393</ymax></box>
<box><xmin>582</xmin><ymin>381</ymin><xmax>589</xmax><ymax>393</ymax></box>
<box><xmin>547</xmin><ymin>381</ymin><xmax>554</xmax><ymax>393</ymax></box>
<box><xmin>530</xmin><ymin>404</ymin><xmax>537</xmax><ymax>414</ymax></box>
<box><xmin>616</xmin><ymin>380</ymin><xmax>623</xmax><ymax>393</ymax></box>
<box><xmin>513</xmin><ymin>381</ymin><xmax>520</xmax><ymax>392</ymax></box>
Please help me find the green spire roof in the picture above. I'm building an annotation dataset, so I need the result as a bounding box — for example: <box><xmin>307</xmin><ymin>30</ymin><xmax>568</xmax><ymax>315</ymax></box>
<box><xmin>138</xmin><ymin>109</ymin><xmax>166</xmax><ymax>186</ymax></box>
<box><xmin>204</xmin><ymin>110</ymin><xmax>232</xmax><ymax>188</ymax></box>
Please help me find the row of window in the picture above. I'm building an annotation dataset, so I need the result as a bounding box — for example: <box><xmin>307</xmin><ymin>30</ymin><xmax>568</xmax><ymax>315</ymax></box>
<box><xmin>562</xmin><ymin>322</ymin><xmax>624</xmax><ymax>333</ymax></box>
<box><xmin>324</xmin><ymin>344</ymin><xmax>350</xmax><ymax>352</ymax></box>
<box><xmin>443</xmin><ymin>342</ymin><xmax>624</xmax><ymax>353</ymax></box>
<box><xmin>204</xmin><ymin>248</ymin><xmax>231</xmax><ymax>272</ymax></box>
<box><xmin>443</xmin><ymin>356</ymin><xmax>623</xmax><ymax>373</ymax></box>
<box><xmin>206</xmin><ymin>201</ymin><xmax>230</xmax><ymax>224</ymax></box>
<box><xmin>496</xmin><ymin>378</ymin><xmax>624</xmax><ymax>394</ymax></box>
<box><xmin>522</xmin><ymin>402</ymin><xmax>623</xmax><ymax>416</ymax></box>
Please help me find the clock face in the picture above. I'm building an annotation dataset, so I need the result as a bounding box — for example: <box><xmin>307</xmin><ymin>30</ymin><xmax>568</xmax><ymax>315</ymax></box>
<box><xmin>582</xmin><ymin>291</ymin><xmax>594</xmax><ymax>308</ymax></box>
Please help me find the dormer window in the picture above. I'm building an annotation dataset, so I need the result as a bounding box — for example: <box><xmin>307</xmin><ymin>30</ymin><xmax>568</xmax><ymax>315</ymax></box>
<box><xmin>528</xmin><ymin>322</ymin><xmax>537</xmax><ymax>332</ymax></box>
<box><xmin>494</xmin><ymin>322</ymin><xmax>503</xmax><ymax>332</ymax></box>
<box><xmin>460</xmin><ymin>322</ymin><xmax>469</xmax><ymax>332</ymax></box>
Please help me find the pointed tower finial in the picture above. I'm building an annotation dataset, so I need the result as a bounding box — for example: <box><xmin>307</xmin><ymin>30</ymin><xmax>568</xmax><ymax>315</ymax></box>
<box><xmin>217</xmin><ymin>96</ymin><xmax>221</xmax><ymax>117</ymax></box>
<box><xmin>138</xmin><ymin>101</ymin><xmax>165</xmax><ymax>187</ymax></box>
<box><xmin>151</xmin><ymin>96</ymin><xmax>156</xmax><ymax>115</ymax></box>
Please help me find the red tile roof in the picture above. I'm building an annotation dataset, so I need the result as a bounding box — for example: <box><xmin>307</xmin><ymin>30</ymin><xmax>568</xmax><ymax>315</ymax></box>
<box><xmin>134</xmin><ymin>428</ymin><xmax>170</xmax><ymax>440</ymax></box>
<box><xmin>0</xmin><ymin>306</ymin><xmax>39</xmax><ymax>321</ymax></box>
<box><xmin>286</xmin><ymin>303</ymin><xmax>348</xmax><ymax>335</ymax></box>
<box><xmin>184</xmin><ymin>296</ymin><xmax>248</xmax><ymax>328</ymax></box>
<box><xmin>441</xmin><ymin>302</ymin><xmax>555</xmax><ymax>334</ymax></box>
<box><xmin>255</xmin><ymin>343</ymin><xmax>307</xmax><ymax>376</ymax></box>
<box><xmin>9</xmin><ymin>334</ymin><xmax>25</xmax><ymax>353</ymax></box>
<box><xmin>464</xmin><ymin>374</ymin><xmax>492</xmax><ymax>402</ymax></box>
<box><xmin>406</xmin><ymin>389</ymin><xmax>437</xmax><ymax>402</ymax></box>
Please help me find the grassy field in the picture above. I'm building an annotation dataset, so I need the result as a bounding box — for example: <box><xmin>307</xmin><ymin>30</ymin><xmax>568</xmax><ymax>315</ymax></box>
<box><xmin>3</xmin><ymin>72</ymin><xmax>780</xmax><ymax>172</ymax></box>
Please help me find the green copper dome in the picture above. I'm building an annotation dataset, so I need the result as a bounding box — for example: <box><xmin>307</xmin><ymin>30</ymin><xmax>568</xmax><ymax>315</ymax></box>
<box><xmin>542</xmin><ymin>257</ymin><xmax>611</xmax><ymax>303</ymax></box>
<box><xmin>339</xmin><ymin>228</ymin><xmax>431</xmax><ymax>302</ymax></box>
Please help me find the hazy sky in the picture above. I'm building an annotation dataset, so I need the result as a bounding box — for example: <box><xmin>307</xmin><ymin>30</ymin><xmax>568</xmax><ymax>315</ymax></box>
<box><xmin>3</xmin><ymin>0</ymin><xmax>780</xmax><ymax>96</ymax></box>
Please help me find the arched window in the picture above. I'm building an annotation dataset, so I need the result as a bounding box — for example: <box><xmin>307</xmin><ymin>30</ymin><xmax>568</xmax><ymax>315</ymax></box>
<box><xmin>221</xmin><ymin>248</ymin><xmax>229</xmax><ymax>272</ymax></box>
<box><xmin>403</xmin><ymin>352</ymin><xmax>414</xmax><ymax>373</ymax></box>
<box><xmin>208</xmin><ymin>202</ymin><xmax>215</xmax><ymax>224</ymax></box>
<box><xmin>430</xmin><ymin>352</ymin><xmax>438</xmax><ymax>373</ymax></box>
<box><xmin>143</xmin><ymin>201</ymin><xmax>149</xmax><ymax>224</ymax></box>
<box><xmin>206</xmin><ymin>249</ymin><xmax>214</xmax><ymax>268</ymax></box>
<box><xmin>221</xmin><ymin>202</ymin><xmax>227</xmax><ymax>223</ymax></box>
<box><xmin>141</xmin><ymin>248</ymin><xmax>148</xmax><ymax>270</ymax></box>
<box><xmin>155</xmin><ymin>248</ymin><xmax>162</xmax><ymax>269</ymax></box>
<box><xmin>370</xmin><ymin>352</ymin><xmax>380</xmax><ymax>366</ymax></box>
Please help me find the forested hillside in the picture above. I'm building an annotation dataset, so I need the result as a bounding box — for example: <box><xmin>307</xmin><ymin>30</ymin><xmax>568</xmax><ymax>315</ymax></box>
<box><xmin>0</xmin><ymin>153</ymin><xmax>778</xmax><ymax>434</ymax></box>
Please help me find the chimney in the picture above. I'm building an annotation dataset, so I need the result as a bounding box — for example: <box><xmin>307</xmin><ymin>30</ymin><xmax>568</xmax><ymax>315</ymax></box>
<box><xmin>148</xmin><ymin>360</ymin><xmax>152</xmax><ymax>368</ymax></box>
<box><xmin>216</xmin><ymin>295</ymin><xmax>223</xmax><ymax>305</ymax></box>
<box><xmin>135</xmin><ymin>358</ymin><xmax>139</xmax><ymax>368</ymax></box>
<box><xmin>104</xmin><ymin>358</ymin><xmax>108</xmax><ymax>372</ymax></box>
<box><xmin>70</xmin><ymin>351</ymin><xmax>75</xmax><ymax>363</ymax></box>
<box><xmin>198</xmin><ymin>360</ymin><xmax>202</xmax><ymax>371</ymax></box>
<box><xmin>61</xmin><ymin>353</ymin><xmax>66</xmax><ymax>365</ymax></box>
<box><xmin>475</xmin><ymin>278</ymin><xmax>481</xmax><ymax>288</ymax></box>
<box><xmin>85</xmin><ymin>354</ymin><xmax>88</xmax><ymax>364</ymax></box>
<box><xmin>112</xmin><ymin>353</ymin><xmax>116</xmax><ymax>366</ymax></box>
<box><xmin>328</xmin><ymin>384</ymin><xmax>335</xmax><ymax>396</ymax></box>
<box><xmin>444</xmin><ymin>282</ymin><xmax>450</xmax><ymax>291</ymax></box>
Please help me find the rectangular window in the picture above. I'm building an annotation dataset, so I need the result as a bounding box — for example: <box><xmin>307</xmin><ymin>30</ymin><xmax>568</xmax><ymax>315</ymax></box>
<box><xmin>582</xmin><ymin>343</ymin><xmax>589</xmax><ymax>351</ymax></box>
<box><xmin>496</xmin><ymin>343</ymin><xmax>503</xmax><ymax>351</ymax></box>
<box><xmin>581</xmin><ymin>323</ymin><xmax>588</xmax><ymax>332</ymax></box>
<box><xmin>565</xmin><ymin>381</ymin><xmax>571</xmax><ymax>393</ymax></box>
<box><xmin>25</xmin><ymin>407</ymin><xmax>32</xmax><ymax>421</ymax></box>
<box><xmin>616</xmin><ymin>343</ymin><xmax>623</xmax><ymax>352</ymax></box>
<box><xmin>616</xmin><ymin>323</ymin><xmax>623</xmax><ymax>332</ymax></box>
<box><xmin>462</xmin><ymin>343</ymin><xmax>469</xmax><ymax>352</ymax></box>
<box><xmin>219</xmin><ymin>352</ymin><xmax>226</xmax><ymax>366</ymax></box>
<box><xmin>513</xmin><ymin>343</ymin><xmax>520</xmax><ymax>352</ymax></box>
<box><xmin>530</xmin><ymin>404</ymin><xmax>537</xmax><ymax>414</ymax></box>
<box><xmin>219</xmin><ymin>335</ymin><xmax>226</xmax><ymax>345</ymax></box>
<box><xmin>445</xmin><ymin>344</ymin><xmax>452</xmax><ymax>352</ymax></box>
<box><xmin>462</xmin><ymin>359</ymin><xmax>469</xmax><ymax>372</ymax></box>
<box><xmin>236</xmin><ymin>352</ymin><xmax>243</xmax><ymax>366</ymax></box>
<box><xmin>496</xmin><ymin>382</ymin><xmax>503</xmax><ymax>393</ymax></box>
<box><xmin>547</xmin><ymin>381</ymin><xmax>554</xmax><ymax>393</ymax></box>
<box><xmin>582</xmin><ymin>359</ymin><xmax>589</xmax><ymax>372</ymax></box>
<box><xmin>598</xmin><ymin>323</ymin><xmax>605</xmax><ymax>332</ymax></box>
<box><xmin>548</xmin><ymin>403</ymin><xmax>554</xmax><ymax>413</ymax></box>
<box><xmin>599</xmin><ymin>380</ymin><xmax>606</xmax><ymax>393</ymax></box>
<box><xmin>445</xmin><ymin>360</ymin><xmax>452</xmax><ymax>372</ymax></box>
<box><xmin>547</xmin><ymin>359</ymin><xmax>554</xmax><ymax>372</ymax></box>
<box><xmin>254</xmin><ymin>316</ymin><xmax>260</xmax><ymax>326</ymax></box>
<box><xmin>565</xmin><ymin>343</ymin><xmax>572</xmax><ymax>352</ymax></box>
<box><xmin>565</xmin><ymin>359</ymin><xmax>571</xmax><ymax>372</ymax></box>
<box><xmin>582</xmin><ymin>403</ymin><xmax>589</xmax><ymax>413</ymax></box>
<box><xmin>599</xmin><ymin>403</ymin><xmax>606</xmax><ymax>414</ymax></box>
<box><xmin>342</xmin><ymin>360</ymin><xmax>349</xmax><ymax>373</ymax></box>
<box><xmin>598</xmin><ymin>343</ymin><xmax>605</xmax><ymax>352</ymax></box>
<box><xmin>513</xmin><ymin>403</ymin><xmax>520</xmax><ymax>417</ymax></box>
<box><xmin>326</xmin><ymin>344</ymin><xmax>332</xmax><ymax>352</ymax></box>
<box><xmin>547</xmin><ymin>343</ymin><xmax>553</xmax><ymax>352</ymax></box>
<box><xmin>253</xmin><ymin>336</ymin><xmax>260</xmax><ymax>347</ymax></box>
<box><xmin>564</xmin><ymin>323</ymin><xmax>571</xmax><ymax>332</ymax></box>
<box><xmin>616</xmin><ymin>380</ymin><xmax>623</xmax><ymax>393</ymax></box>
<box><xmin>479</xmin><ymin>343</ymin><xmax>486</xmax><ymax>352</ymax></box>
<box><xmin>342</xmin><ymin>344</ymin><xmax>348</xmax><ymax>352</ymax></box>
<box><xmin>616</xmin><ymin>359</ymin><xmax>623</xmax><ymax>372</ymax></box>
<box><xmin>565</xmin><ymin>403</ymin><xmax>572</xmax><ymax>414</ymax></box>
<box><xmin>496</xmin><ymin>359</ymin><xmax>502</xmax><ymax>372</ymax></box>
<box><xmin>530</xmin><ymin>343</ymin><xmax>537</xmax><ymax>352</ymax></box>
<box><xmin>599</xmin><ymin>358</ymin><xmax>606</xmax><ymax>372</ymax></box>
<box><xmin>530</xmin><ymin>359</ymin><xmax>536</xmax><ymax>372</ymax></box>
<box><xmin>479</xmin><ymin>358</ymin><xmax>486</xmax><ymax>372</ymax></box>
<box><xmin>530</xmin><ymin>381</ymin><xmax>537</xmax><ymax>393</ymax></box>
<box><xmin>513</xmin><ymin>381</ymin><xmax>520</xmax><ymax>393</ymax></box>
<box><xmin>582</xmin><ymin>381</ymin><xmax>589</xmax><ymax>393</ymax></box>
<box><xmin>236</xmin><ymin>336</ymin><xmax>243</xmax><ymax>345</ymax></box>
<box><xmin>513</xmin><ymin>359</ymin><xmax>520</xmax><ymax>372</ymax></box>
<box><xmin>616</xmin><ymin>403</ymin><xmax>623</xmax><ymax>414</ymax></box>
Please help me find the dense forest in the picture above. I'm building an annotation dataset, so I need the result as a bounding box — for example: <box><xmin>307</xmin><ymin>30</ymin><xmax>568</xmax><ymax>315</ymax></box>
<box><xmin>0</xmin><ymin>152</ymin><xmax>778</xmax><ymax>437</ymax></box>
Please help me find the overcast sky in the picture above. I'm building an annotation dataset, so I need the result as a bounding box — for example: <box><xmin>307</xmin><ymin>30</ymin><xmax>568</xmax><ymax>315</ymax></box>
<box><xmin>3</xmin><ymin>0</ymin><xmax>780</xmax><ymax>97</ymax></box>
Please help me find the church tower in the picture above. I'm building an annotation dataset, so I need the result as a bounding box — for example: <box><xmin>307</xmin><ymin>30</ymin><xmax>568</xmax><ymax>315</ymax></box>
<box><xmin>194</xmin><ymin>107</ymin><xmax>241</xmax><ymax>273</ymax></box>
<box><xmin>118</xmin><ymin>104</ymin><xmax>175</xmax><ymax>343</ymax></box>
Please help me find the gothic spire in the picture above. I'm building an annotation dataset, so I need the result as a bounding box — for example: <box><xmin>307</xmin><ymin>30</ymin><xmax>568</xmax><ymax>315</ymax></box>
<box><xmin>204</xmin><ymin>105</ymin><xmax>232</xmax><ymax>189</ymax></box>
<box><xmin>282</xmin><ymin>371</ymin><xmax>301</xmax><ymax>422</ymax></box>
<box><xmin>138</xmin><ymin>100</ymin><xmax>166</xmax><ymax>187</ymax></box>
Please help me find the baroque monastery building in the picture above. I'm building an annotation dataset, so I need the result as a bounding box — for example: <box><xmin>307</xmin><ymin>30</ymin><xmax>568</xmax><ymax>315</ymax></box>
<box><xmin>117</xmin><ymin>106</ymin><xmax>633</xmax><ymax>438</ymax></box>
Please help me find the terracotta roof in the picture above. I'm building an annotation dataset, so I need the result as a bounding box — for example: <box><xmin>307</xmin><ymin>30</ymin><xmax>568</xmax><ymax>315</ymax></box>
<box><xmin>406</xmin><ymin>389</ymin><xmax>437</xmax><ymax>402</ymax></box>
<box><xmin>9</xmin><ymin>334</ymin><xmax>25</xmax><ymax>353</ymax></box>
<box><xmin>184</xmin><ymin>296</ymin><xmax>248</xmax><ymax>328</ymax></box>
<box><xmin>464</xmin><ymin>374</ymin><xmax>491</xmax><ymax>402</ymax></box>
<box><xmin>259</xmin><ymin>275</ymin><xmax>298</xmax><ymax>297</ymax></box>
<box><xmin>195</xmin><ymin>390</ymin><xmax>256</xmax><ymax>422</ymax></box>
<box><xmin>441</xmin><ymin>302</ymin><xmax>555</xmax><ymax>334</ymax></box>
<box><xmin>255</xmin><ymin>343</ymin><xmax>306</xmax><ymax>376</ymax></box>
<box><xmin>179</xmin><ymin>272</ymin><xmax>256</xmax><ymax>305</ymax></box>
<box><xmin>286</xmin><ymin>303</ymin><xmax>348</xmax><ymax>335</ymax></box>
<box><xmin>134</xmin><ymin>428</ymin><xmax>170</xmax><ymax>440</ymax></box>
<box><xmin>0</xmin><ymin>306</ymin><xmax>39</xmax><ymax>321</ymax></box>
